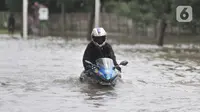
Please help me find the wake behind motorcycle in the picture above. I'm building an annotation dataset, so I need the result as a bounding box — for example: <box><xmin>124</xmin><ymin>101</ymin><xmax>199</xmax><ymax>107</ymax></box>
<box><xmin>79</xmin><ymin>58</ymin><xmax>128</xmax><ymax>86</ymax></box>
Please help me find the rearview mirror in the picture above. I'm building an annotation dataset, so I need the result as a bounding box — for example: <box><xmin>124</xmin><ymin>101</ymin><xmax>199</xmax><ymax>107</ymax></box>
<box><xmin>85</xmin><ymin>60</ymin><xmax>93</xmax><ymax>65</ymax></box>
<box><xmin>119</xmin><ymin>61</ymin><xmax>128</xmax><ymax>66</ymax></box>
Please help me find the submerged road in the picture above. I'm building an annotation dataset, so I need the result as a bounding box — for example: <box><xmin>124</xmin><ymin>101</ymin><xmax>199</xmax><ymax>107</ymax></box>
<box><xmin>0</xmin><ymin>36</ymin><xmax>200</xmax><ymax>112</ymax></box>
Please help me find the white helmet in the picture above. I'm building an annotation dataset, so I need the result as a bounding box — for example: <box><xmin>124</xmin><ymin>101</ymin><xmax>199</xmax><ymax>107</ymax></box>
<box><xmin>91</xmin><ymin>27</ymin><xmax>107</xmax><ymax>47</ymax></box>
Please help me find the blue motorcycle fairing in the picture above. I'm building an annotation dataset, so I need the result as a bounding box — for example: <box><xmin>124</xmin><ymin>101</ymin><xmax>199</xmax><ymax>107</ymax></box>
<box><xmin>98</xmin><ymin>67</ymin><xmax>116</xmax><ymax>80</ymax></box>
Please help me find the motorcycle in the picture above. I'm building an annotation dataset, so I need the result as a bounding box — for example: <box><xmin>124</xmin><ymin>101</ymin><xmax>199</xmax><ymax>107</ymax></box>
<box><xmin>79</xmin><ymin>58</ymin><xmax>128</xmax><ymax>86</ymax></box>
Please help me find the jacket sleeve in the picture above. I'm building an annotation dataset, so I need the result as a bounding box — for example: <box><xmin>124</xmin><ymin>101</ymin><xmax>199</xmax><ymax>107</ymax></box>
<box><xmin>82</xmin><ymin>44</ymin><xmax>92</xmax><ymax>70</ymax></box>
<box><xmin>107</xmin><ymin>44</ymin><xmax>118</xmax><ymax>66</ymax></box>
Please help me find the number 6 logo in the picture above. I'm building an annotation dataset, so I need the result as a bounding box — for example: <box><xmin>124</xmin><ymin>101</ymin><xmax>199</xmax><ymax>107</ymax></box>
<box><xmin>176</xmin><ymin>6</ymin><xmax>193</xmax><ymax>22</ymax></box>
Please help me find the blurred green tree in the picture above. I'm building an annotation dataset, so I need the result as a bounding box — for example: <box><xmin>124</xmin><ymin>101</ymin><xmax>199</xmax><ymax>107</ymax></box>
<box><xmin>103</xmin><ymin>0</ymin><xmax>200</xmax><ymax>46</ymax></box>
<box><xmin>5</xmin><ymin>0</ymin><xmax>200</xmax><ymax>44</ymax></box>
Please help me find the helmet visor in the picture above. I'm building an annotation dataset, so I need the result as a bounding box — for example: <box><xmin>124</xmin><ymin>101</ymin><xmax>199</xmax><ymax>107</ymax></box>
<box><xmin>93</xmin><ymin>36</ymin><xmax>106</xmax><ymax>45</ymax></box>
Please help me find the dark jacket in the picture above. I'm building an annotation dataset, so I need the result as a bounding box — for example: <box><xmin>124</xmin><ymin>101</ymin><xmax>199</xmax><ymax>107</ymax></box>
<box><xmin>83</xmin><ymin>42</ymin><xmax>118</xmax><ymax>70</ymax></box>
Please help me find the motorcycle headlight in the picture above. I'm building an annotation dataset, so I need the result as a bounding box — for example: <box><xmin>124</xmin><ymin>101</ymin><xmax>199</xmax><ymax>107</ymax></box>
<box><xmin>94</xmin><ymin>69</ymin><xmax>99</xmax><ymax>73</ymax></box>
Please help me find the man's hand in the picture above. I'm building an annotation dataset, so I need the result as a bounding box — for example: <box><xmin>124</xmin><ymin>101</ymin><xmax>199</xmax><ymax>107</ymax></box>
<box><xmin>115</xmin><ymin>65</ymin><xmax>121</xmax><ymax>72</ymax></box>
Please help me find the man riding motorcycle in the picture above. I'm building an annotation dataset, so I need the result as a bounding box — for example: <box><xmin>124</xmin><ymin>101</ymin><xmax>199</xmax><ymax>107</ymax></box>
<box><xmin>82</xmin><ymin>27</ymin><xmax>121</xmax><ymax>73</ymax></box>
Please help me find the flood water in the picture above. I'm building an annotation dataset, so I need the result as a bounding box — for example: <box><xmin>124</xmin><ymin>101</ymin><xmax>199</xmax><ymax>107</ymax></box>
<box><xmin>0</xmin><ymin>35</ymin><xmax>200</xmax><ymax>112</ymax></box>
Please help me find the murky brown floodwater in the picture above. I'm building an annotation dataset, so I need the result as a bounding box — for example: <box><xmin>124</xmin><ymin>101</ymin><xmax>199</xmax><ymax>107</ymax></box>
<box><xmin>0</xmin><ymin>35</ymin><xmax>200</xmax><ymax>112</ymax></box>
